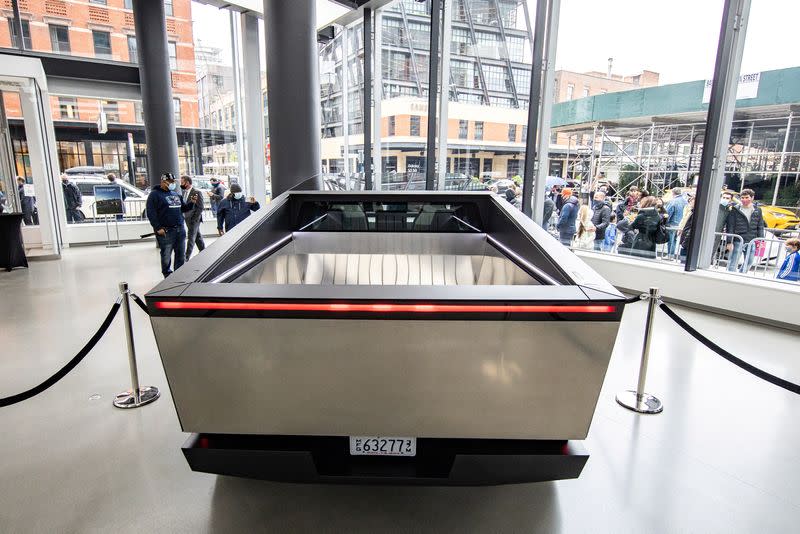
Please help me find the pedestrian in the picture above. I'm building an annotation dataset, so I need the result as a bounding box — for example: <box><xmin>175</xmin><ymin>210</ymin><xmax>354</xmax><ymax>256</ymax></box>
<box><xmin>146</xmin><ymin>172</ymin><xmax>197</xmax><ymax>278</ymax></box>
<box><xmin>61</xmin><ymin>173</ymin><xmax>84</xmax><ymax>223</ymax></box>
<box><xmin>630</xmin><ymin>195</ymin><xmax>662</xmax><ymax>259</ymax></box>
<box><xmin>777</xmin><ymin>238</ymin><xmax>800</xmax><ymax>282</ymax></box>
<box><xmin>677</xmin><ymin>194</ymin><xmax>696</xmax><ymax>261</ymax></box>
<box><xmin>16</xmin><ymin>176</ymin><xmax>36</xmax><ymax>225</ymax></box>
<box><xmin>614</xmin><ymin>185</ymin><xmax>639</xmax><ymax>221</ymax></box>
<box><xmin>723</xmin><ymin>188</ymin><xmax>764</xmax><ymax>273</ymax></box>
<box><xmin>603</xmin><ymin>212</ymin><xmax>618</xmax><ymax>252</ymax></box>
<box><xmin>208</xmin><ymin>177</ymin><xmax>226</xmax><ymax>216</ymax></box>
<box><xmin>542</xmin><ymin>195</ymin><xmax>555</xmax><ymax>229</ymax></box>
<box><xmin>665</xmin><ymin>187</ymin><xmax>687</xmax><ymax>258</ymax></box>
<box><xmin>616</xmin><ymin>208</ymin><xmax>638</xmax><ymax>256</ymax></box>
<box><xmin>556</xmin><ymin>187</ymin><xmax>578</xmax><ymax>246</ymax></box>
<box><xmin>575</xmin><ymin>200</ymin><xmax>595</xmax><ymax>249</ymax></box>
<box><xmin>180</xmin><ymin>175</ymin><xmax>206</xmax><ymax>259</ymax></box>
<box><xmin>216</xmin><ymin>183</ymin><xmax>260</xmax><ymax>235</ymax></box>
<box><xmin>590</xmin><ymin>190</ymin><xmax>611</xmax><ymax>251</ymax></box>
<box><xmin>106</xmin><ymin>173</ymin><xmax>126</xmax><ymax>220</ymax></box>
<box><xmin>504</xmin><ymin>187</ymin><xmax>520</xmax><ymax>209</ymax></box>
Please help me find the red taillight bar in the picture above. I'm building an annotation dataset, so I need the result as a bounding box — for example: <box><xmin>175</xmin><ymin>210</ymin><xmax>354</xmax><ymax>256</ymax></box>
<box><xmin>153</xmin><ymin>301</ymin><xmax>615</xmax><ymax>314</ymax></box>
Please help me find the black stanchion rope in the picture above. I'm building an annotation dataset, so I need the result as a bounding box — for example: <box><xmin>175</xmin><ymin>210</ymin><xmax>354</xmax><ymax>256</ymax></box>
<box><xmin>131</xmin><ymin>294</ymin><xmax>150</xmax><ymax>315</ymax></box>
<box><xmin>623</xmin><ymin>294</ymin><xmax>643</xmax><ymax>304</ymax></box>
<box><xmin>659</xmin><ymin>303</ymin><xmax>800</xmax><ymax>396</ymax></box>
<box><xmin>0</xmin><ymin>300</ymin><xmax>122</xmax><ymax>407</ymax></box>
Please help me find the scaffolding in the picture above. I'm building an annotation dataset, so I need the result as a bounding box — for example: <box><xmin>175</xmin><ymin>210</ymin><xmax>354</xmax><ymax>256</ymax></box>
<box><xmin>554</xmin><ymin>113</ymin><xmax>800</xmax><ymax>205</ymax></box>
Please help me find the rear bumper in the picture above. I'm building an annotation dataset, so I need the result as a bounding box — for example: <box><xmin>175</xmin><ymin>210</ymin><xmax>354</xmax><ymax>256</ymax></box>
<box><xmin>182</xmin><ymin>433</ymin><xmax>589</xmax><ymax>486</ymax></box>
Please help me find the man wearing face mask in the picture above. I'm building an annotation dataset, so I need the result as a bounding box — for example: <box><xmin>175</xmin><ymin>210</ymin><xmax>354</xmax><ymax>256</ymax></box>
<box><xmin>216</xmin><ymin>183</ymin><xmax>260</xmax><ymax>235</ymax></box>
<box><xmin>146</xmin><ymin>172</ymin><xmax>198</xmax><ymax>278</ymax></box>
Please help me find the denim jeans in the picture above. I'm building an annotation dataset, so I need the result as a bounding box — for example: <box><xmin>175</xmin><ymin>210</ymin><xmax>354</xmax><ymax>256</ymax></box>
<box><xmin>156</xmin><ymin>226</ymin><xmax>186</xmax><ymax>277</ymax></box>
<box><xmin>667</xmin><ymin>229</ymin><xmax>679</xmax><ymax>257</ymax></box>
<box><xmin>727</xmin><ymin>239</ymin><xmax>755</xmax><ymax>273</ymax></box>
<box><xmin>185</xmin><ymin>221</ymin><xmax>206</xmax><ymax>260</ymax></box>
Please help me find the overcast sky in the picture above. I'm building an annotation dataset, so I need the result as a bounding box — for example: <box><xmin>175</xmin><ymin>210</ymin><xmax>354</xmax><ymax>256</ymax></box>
<box><xmin>192</xmin><ymin>0</ymin><xmax>799</xmax><ymax>86</ymax></box>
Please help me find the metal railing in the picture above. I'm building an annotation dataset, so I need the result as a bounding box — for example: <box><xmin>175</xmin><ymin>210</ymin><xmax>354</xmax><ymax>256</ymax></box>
<box><xmin>71</xmin><ymin>199</ymin><xmax>215</xmax><ymax>225</ymax></box>
<box><xmin>745</xmin><ymin>237</ymin><xmax>788</xmax><ymax>279</ymax></box>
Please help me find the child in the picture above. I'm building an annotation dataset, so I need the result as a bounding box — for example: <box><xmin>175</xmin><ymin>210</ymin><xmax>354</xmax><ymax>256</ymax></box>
<box><xmin>603</xmin><ymin>212</ymin><xmax>618</xmax><ymax>252</ymax></box>
<box><xmin>777</xmin><ymin>238</ymin><xmax>800</xmax><ymax>282</ymax></box>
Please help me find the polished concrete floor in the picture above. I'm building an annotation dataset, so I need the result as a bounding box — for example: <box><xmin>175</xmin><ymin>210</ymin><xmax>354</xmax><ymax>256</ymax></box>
<box><xmin>1</xmin><ymin>241</ymin><xmax>799</xmax><ymax>533</ymax></box>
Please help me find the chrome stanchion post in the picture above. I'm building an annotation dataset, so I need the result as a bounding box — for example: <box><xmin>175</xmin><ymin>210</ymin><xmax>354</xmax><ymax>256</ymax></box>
<box><xmin>616</xmin><ymin>287</ymin><xmax>664</xmax><ymax>414</ymax></box>
<box><xmin>113</xmin><ymin>282</ymin><xmax>160</xmax><ymax>409</ymax></box>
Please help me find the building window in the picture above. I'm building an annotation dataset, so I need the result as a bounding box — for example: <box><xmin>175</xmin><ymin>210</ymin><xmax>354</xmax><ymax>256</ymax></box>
<box><xmin>388</xmin><ymin>116</ymin><xmax>395</xmax><ymax>136</ymax></box>
<box><xmin>474</xmin><ymin>121</ymin><xmax>484</xmax><ymax>141</ymax></box>
<box><xmin>173</xmin><ymin>98</ymin><xmax>181</xmax><ymax>126</ymax></box>
<box><xmin>165</xmin><ymin>0</ymin><xmax>174</xmax><ymax>16</ymax></box>
<box><xmin>89</xmin><ymin>0</ymin><xmax>107</xmax><ymax>4</ymax></box>
<box><xmin>58</xmin><ymin>97</ymin><xmax>78</xmax><ymax>119</ymax></box>
<box><xmin>92</xmin><ymin>31</ymin><xmax>112</xmax><ymax>59</ymax></box>
<box><xmin>521</xmin><ymin>125</ymin><xmax>528</xmax><ymax>140</ymax></box>
<box><xmin>124</xmin><ymin>0</ymin><xmax>132</xmax><ymax>9</ymax></box>
<box><xmin>566</xmin><ymin>84</ymin><xmax>574</xmax><ymax>100</ymax></box>
<box><xmin>582</xmin><ymin>86</ymin><xmax>590</xmax><ymax>98</ymax></box>
<box><xmin>168</xmin><ymin>42</ymin><xmax>178</xmax><ymax>70</ymax></box>
<box><xmin>508</xmin><ymin>124</ymin><xmax>517</xmax><ymax>142</ymax></box>
<box><xmin>127</xmin><ymin>36</ymin><xmax>138</xmax><ymax>63</ymax></box>
<box><xmin>459</xmin><ymin>120</ymin><xmax>468</xmax><ymax>139</ymax></box>
<box><xmin>410</xmin><ymin>115</ymin><xmax>420</xmax><ymax>136</ymax></box>
<box><xmin>8</xmin><ymin>20</ymin><xmax>32</xmax><ymax>49</ymax></box>
<box><xmin>483</xmin><ymin>159</ymin><xmax>492</xmax><ymax>173</ymax></box>
<box><xmin>48</xmin><ymin>25</ymin><xmax>71</xmax><ymax>54</ymax></box>
<box><xmin>102</xmin><ymin>100</ymin><xmax>120</xmax><ymax>122</ymax></box>
<box><xmin>134</xmin><ymin>102</ymin><xmax>143</xmax><ymax>123</ymax></box>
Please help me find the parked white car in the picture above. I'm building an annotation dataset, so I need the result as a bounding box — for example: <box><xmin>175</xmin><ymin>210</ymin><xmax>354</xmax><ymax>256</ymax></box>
<box><xmin>70</xmin><ymin>176</ymin><xmax>148</xmax><ymax>221</ymax></box>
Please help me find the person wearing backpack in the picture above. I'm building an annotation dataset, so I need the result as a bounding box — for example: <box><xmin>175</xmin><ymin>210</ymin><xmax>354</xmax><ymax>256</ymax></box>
<box><xmin>777</xmin><ymin>238</ymin><xmax>800</xmax><ymax>282</ymax></box>
<box><xmin>630</xmin><ymin>196</ymin><xmax>662</xmax><ymax>259</ymax></box>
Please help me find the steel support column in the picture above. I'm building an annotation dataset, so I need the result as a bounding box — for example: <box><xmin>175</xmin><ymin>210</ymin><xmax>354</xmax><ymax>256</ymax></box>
<box><xmin>341</xmin><ymin>26</ymin><xmax>351</xmax><ymax>186</ymax></box>
<box><xmin>522</xmin><ymin>0</ymin><xmax>560</xmax><ymax>221</ymax></box>
<box><xmin>241</xmin><ymin>12</ymin><xmax>267</xmax><ymax>202</ymax></box>
<box><xmin>132</xmin><ymin>0</ymin><xmax>179</xmax><ymax>187</ymax></box>
<box><xmin>771</xmin><ymin>112</ymin><xmax>793</xmax><ymax>205</ymax></box>
<box><xmin>685</xmin><ymin>0</ymin><xmax>752</xmax><ymax>271</ymax></box>
<box><xmin>363</xmin><ymin>8</ymin><xmax>373</xmax><ymax>190</ymax></box>
<box><xmin>230</xmin><ymin>14</ymin><xmax>246</xmax><ymax>189</ymax></box>
<box><xmin>263</xmin><ymin>0</ymin><xmax>322</xmax><ymax>195</ymax></box>
<box><xmin>437</xmin><ymin>0</ymin><xmax>453</xmax><ymax>190</ymax></box>
<box><xmin>373</xmin><ymin>9</ymin><xmax>383</xmax><ymax>190</ymax></box>
<box><xmin>425</xmin><ymin>0</ymin><xmax>441</xmax><ymax>190</ymax></box>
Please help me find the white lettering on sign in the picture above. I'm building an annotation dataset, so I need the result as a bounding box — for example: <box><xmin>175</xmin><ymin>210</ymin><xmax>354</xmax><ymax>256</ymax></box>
<box><xmin>702</xmin><ymin>72</ymin><xmax>760</xmax><ymax>104</ymax></box>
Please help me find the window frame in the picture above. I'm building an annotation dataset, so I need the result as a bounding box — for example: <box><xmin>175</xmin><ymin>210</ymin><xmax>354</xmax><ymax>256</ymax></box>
<box><xmin>92</xmin><ymin>30</ymin><xmax>112</xmax><ymax>59</ymax></box>
<box><xmin>474</xmin><ymin>121</ymin><xmax>484</xmax><ymax>141</ymax></box>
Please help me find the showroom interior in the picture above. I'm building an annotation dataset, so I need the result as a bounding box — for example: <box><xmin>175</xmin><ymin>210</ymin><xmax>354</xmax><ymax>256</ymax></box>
<box><xmin>0</xmin><ymin>0</ymin><xmax>798</xmax><ymax>532</ymax></box>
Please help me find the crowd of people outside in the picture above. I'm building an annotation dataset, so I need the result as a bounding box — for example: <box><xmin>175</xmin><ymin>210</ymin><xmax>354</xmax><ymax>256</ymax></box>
<box><xmin>531</xmin><ymin>181</ymin><xmax>798</xmax><ymax>282</ymax></box>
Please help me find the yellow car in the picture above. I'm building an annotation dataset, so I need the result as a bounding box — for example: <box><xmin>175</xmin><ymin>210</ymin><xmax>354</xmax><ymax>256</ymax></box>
<box><xmin>760</xmin><ymin>205</ymin><xmax>800</xmax><ymax>230</ymax></box>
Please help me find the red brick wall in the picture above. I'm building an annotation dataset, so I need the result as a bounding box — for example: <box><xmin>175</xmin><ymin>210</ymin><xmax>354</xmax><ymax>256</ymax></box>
<box><xmin>0</xmin><ymin>0</ymin><xmax>198</xmax><ymax>126</ymax></box>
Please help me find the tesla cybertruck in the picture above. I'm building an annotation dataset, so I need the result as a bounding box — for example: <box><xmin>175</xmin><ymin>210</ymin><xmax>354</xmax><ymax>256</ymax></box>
<box><xmin>144</xmin><ymin>190</ymin><xmax>626</xmax><ymax>485</ymax></box>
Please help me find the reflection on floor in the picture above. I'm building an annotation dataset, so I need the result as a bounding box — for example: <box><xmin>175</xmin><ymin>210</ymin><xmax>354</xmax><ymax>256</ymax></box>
<box><xmin>0</xmin><ymin>241</ymin><xmax>798</xmax><ymax>533</ymax></box>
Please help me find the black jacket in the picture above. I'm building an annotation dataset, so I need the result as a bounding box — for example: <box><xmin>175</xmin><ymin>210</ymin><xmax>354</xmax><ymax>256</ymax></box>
<box><xmin>62</xmin><ymin>181</ymin><xmax>82</xmax><ymax>210</ymax></box>
<box><xmin>631</xmin><ymin>207</ymin><xmax>661</xmax><ymax>257</ymax></box>
<box><xmin>723</xmin><ymin>204</ymin><xmax>765</xmax><ymax>244</ymax></box>
<box><xmin>591</xmin><ymin>200</ymin><xmax>611</xmax><ymax>240</ymax></box>
<box><xmin>181</xmin><ymin>187</ymin><xmax>204</xmax><ymax>224</ymax></box>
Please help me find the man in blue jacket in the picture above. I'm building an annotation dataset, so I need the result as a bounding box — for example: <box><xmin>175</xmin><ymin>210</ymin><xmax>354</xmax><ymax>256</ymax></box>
<box><xmin>665</xmin><ymin>187</ymin><xmax>688</xmax><ymax>258</ymax></box>
<box><xmin>216</xmin><ymin>183</ymin><xmax>260</xmax><ymax>235</ymax></box>
<box><xmin>146</xmin><ymin>172</ymin><xmax>197</xmax><ymax>278</ymax></box>
<box><xmin>556</xmin><ymin>188</ymin><xmax>579</xmax><ymax>246</ymax></box>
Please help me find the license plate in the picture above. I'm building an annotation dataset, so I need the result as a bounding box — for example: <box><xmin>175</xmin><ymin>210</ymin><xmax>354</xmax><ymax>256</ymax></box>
<box><xmin>349</xmin><ymin>436</ymin><xmax>416</xmax><ymax>457</ymax></box>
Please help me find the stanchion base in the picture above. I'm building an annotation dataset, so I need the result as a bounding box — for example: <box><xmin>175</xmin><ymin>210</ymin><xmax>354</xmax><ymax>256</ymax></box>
<box><xmin>615</xmin><ymin>390</ymin><xmax>663</xmax><ymax>414</ymax></box>
<box><xmin>113</xmin><ymin>386</ymin><xmax>160</xmax><ymax>409</ymax></box>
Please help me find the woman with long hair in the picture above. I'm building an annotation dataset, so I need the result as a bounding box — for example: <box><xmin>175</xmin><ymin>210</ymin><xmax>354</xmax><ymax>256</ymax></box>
<box><xmin>630</xmin><ymin>195</ymin><xmax>661</xmax><ymax>259</ymax></box>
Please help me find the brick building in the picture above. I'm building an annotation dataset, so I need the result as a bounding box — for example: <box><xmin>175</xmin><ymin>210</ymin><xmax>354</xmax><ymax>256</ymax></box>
<box><xmin>0</xmin><ymin>0</ymin><xmax>205</xmax><ymax>182</ymax></box>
